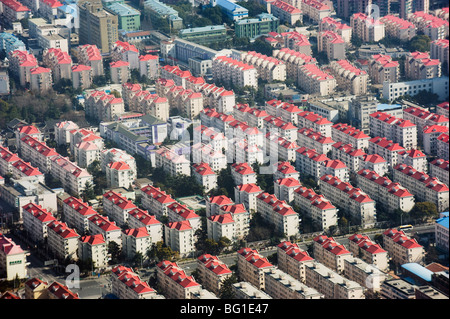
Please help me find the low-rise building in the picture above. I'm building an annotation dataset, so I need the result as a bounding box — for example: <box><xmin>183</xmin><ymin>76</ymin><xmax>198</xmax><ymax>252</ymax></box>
<box><xmin>197</xmin><ymin>254</ymin><xmax>232</xmax><ymax>295</ymax></box>
<box><xmin>313</xmin><ymin>235</ymin><xmax>352</xmax><ymax>274</ymax></box>
<box><xmin>46</xmin><ymin>220</ymin><xmax>80</xmax><ymax>261</ymax></box>
<box><xmin>78</xmin><ymin>234</ymin><xmax>108</xmax><ymax>269</ymax></box>
<box><xmin>156</xmin><ymin>260</ymin><xmax>201</xmax><ymax>299</ymax></box>
<box><xmin>348</xmin><ymin>234</ymin><xmax>389</xmax><ymax>271</ymax></box>
<box><xmin>382</xmin><ymin>228</ymin><xmax>425</xmax><ymax>266</ymax></box>
<box><xmin>237</xmin><ymin>248</ymin><xmax>275</xmax><ymax>290</ymax></box>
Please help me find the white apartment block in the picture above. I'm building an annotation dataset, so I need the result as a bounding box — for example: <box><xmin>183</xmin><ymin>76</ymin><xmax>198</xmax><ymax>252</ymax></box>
<box><xmin>304</xmin><ymin>261</ymin><xmax>365</xmax><ymax>299</ymax></box>
<box><xmin>319</xmin><ymin>175</ymin><xmax>376</xmax><ymax>229</ymax></box>
<box><xmin>368</xmin><ymin>54</ymin><xmax>399</xmax><ymax>85</ymax></box>
<box><xmin>297</xmin><ymin>110</ymin><xmax>333</xmax><ymax>137</ymax></box>
<box><xmin>192</xmin><ymin>142</ymin><xmax>227</xmax><ymax>173</ymax></box>
<box><xmin>30</xmin><ymin>67</ymin><xmax>53</xmax><ymax>94</ymax></box>
<box><xmin>8</xmin><ymin>50</ymin><xmax>38</xmax><ymax>87</ymax></box>
<box><xmin>408</xmin><ymin>11</ymin><xmax>449</xmax><ymax>41</ymax></box>
<box><xmin>42</xmin><ymin>48</ymin><xmax>72</xmax><ymax>82</ymax></box>
<box><xmin>369</xmin><ymin>111</ymin><xmax>418</xmax><ymax>150</ymax></box>
<box><xmin>403</xmin><ymin>105</ymin><xmax>449</xmax><ymax>141</ymax></box>
<box><xmin>78</xmin><ymin>234</ymin><xmax>108</xmax><ymax>269</ymax></box>
<box><xmin>398</xmin><ymin>149</ymin><xmax>428</xmax><ymax>173</ymax></box>
<box><xmin>140</xmin><ymin>185</ymin><xmax>176</xmax><ymax>220</ymax></box>
<box><xmin>111</xmin><ymin>265</ymin><xmax>161</xmax><ymax>299</ymax></box>
<box><xmin>274</xmin><ymin>177</ymin><xmax>301</xmax><ymax>203</ymax></box>
<box><xmin>155</xmin><ymin>146</ymin><xmax>190</xmax><ymax>177</ymax></box>
<box><xmin>124</xmin><ymin>82</ymin><xmax>169</xmax><ymax>121</ymax></box>
<box><xmin>62</xmin><ymin>196</ymin><xmax>97</xmax><ymax>235</ymax></box>
<box><xmin>343</xmin><ymin>257</ymin><xmax>386</xmax><ymax>292</ymax></box>
<box><xmin>71</xmin><ymin>64</ymin><xmax>93</xmax><ymax>90</ymax></box>
<box><xmin>393</xmin><ymin>164</ymin><xmax>449</xmax><ymax>213</ymax></box>
<box><xmin>193</xmin><ymin>124</ymin><xmax>227</xmax><ymax>153</ymax></box>
<box><xmin>436</xmin><ymin>133</ymin><xmax>449</xmax><ymax>161</ymax></box>
<box><xmin>295</xmin><ymin>146</ymin><xmax>329</xmax><ymax>180</ymax></box>
<box><xmin>234</xmin><ymin>183</ymin><xmax>263</xmax><ymax>213</ymax></box>
<box><xmin>429</xmin><ymin>158</ymin><xmax>449</xmax><ymax>187</ymax></box>
<box><xmin>356</xmin><ymin>169</ymin><xmax>415</xmax><ymax>214</ymax></box>
<box><xmin>435</xmin><ymin>214</ymin><xmax>449</xmax><ymax>253</ymax></box>
<box><xmin>270</xmin><ymin>0</ymin><xmax>302</xmax><ymax>25</ymax></box>
<box><xmin>191</xmin><ymin>162</ymin><xmax>218</xmax><ymax>193</ymax></box>
<box><xmin>84</xmin><ymin>89</ymin><xmax>125</xmax><ymax>122</ymax></box>
<box><xmin>272</xmin><ymin>48</ymin><xmax>317</xmax><ymax>84</ymax></box>
<box><xmin>361</xmin><ymin>154</ymin><xmax>388</xmax><ymax>176</ymax></box>
<box><xmin>50</xmin><ymin>155</ymin><xmax>94</xmax><ymax>197</ymax></box>
<box><xmin>231</xmin><ymin>162</ymin><xmax>257</xmax><ymax>186</ymax></box>
<box><xmin>317</xmin><ymin>30</ymin><xmax>346</xmax><ymax>61</ymax></box>
<box><xmin>331</xmin><ymin>141</ymin><xmax>367</xmax><ymax>173</ymax></box>
<box><xmin>88</xmin><ymin>214</ymin><xmax>122</xmax><ymax>248</ymax></box>
<box><xmin>156</xmin><ymin>260</ymin><xmax>201</xmax><ymax>299</ymax></box>
<box><xmin>101</xmin><ymin>148</ymin><xmax>137</xmax><ymax>175</ymax></box>
<box><xmin>313</xmin><ymin>235</ymin><xmax>352</xmax><ymax>274</ymax></box>
<box><xmin>166</xmin><ymin>202</ymin><xmax>201</xmax><ymax>233</ymax></box>
<box><xmin>423</xmin><ymin>125</ymin><xmax>449</xmax><ymax>156</ymax></box>
<box><xmin>301</xmin><ymin>0</ymin><xmax>331</xmax><ymax>23</ymax></box>
<box><xmin>212</xmin><ymin>55</ymin><xmax>258</xmax><ymax>89</ymax></box>
<box><xmin>265</xmin><ymin>99</ymin><xmax>303</xmax><ymax>126</ymax></box>
<box><xmin>294</xmin><ymin>186</ymin><xmax>338</xmax><ymax>231</ymax></box>
<box><xmin>273</xmin><ymin>161</ymin><xmax>300</xmax><ymax>181</ymax></box>
<box><xmin>111</xmin><ymin>41</ymin><xmax>139</xmax><ymax>70</ymax></box>
<box><xmin>232</xmin><ymin>281</ymin><xmax>272</xmax><ymax>299</ymax></box>
<box><xmin>127</xmin><ymin>208</ymin><xmax>163</xmax><ymax>244</ymax></box>
<box><xmin>164</xmin><ymin>221</ymin><xmax>195</xmax><ymax>257</ymax></box>
<box><xmin>276</xmin><ymin>241</ymin><xmax>314</xmax><ymax>282</ymax></box>
<box><xmin>106</xmin><ymin>161</ymin><xmax>136</xmax><ymax>189</ymax></box>
<box><xmin>350</xmin><ymin>12</ymin><xmax>385</xmax><ymax>42</ymax></box>
<box><xmin>319</xmin><ymin>16</ymin><xmax>352</xmax><ymax>43</ymax></box>
<box><xmin>102</xmin><ymin>190</ymin><xmax>137</xmax><ymax>228</ymax></box>
<box><xmin>76</xmin><ymin>44</ymin><xmax>104</xmax><ymax>77</ymax></box>
<box><xmin>379</xmin><ymin>15</ymin><xmax>416</xmax><ymax>41</ymax></box>
<box><xmin>110</xmin><ymin>60</ymin><xmax>130</xmax><ymax>85</ymax></box>
<box><xmin>207</xmin><ymin>213</ymin><xmax>236</xmax><ymax>243</ymax></box>
<box><xmin>0</xmin><ymin>233</ymin><xmax>28</xmax><ymax>281</ymax></box>
<box><xmin>368</xmin><ymin>136</ymin><xmax>406</xmax><ymax>168</ymax></box>
<box><xmin>430</xmin><ymin>39</ymin><xmax>449</xmax><ymax>70</ymax></box>
<box><xmin>348</xmin><ymin>234</ymin><xmax>389</xmax><ymax>272</ymax></box>
<box><xmin>47</xmin><ymin>220</ymin><xmax>80</xmax><ymax>261</ymax></box>
<box><xmin>121</xmin><ymin>227</ymin><xmax>152</xmax><ymax>260</ymax></box>
<box><xmin>197</xmin><ymin>254</ymin><xmax>232</xmax><ymax>295</ymax></box>
<box><xmin>405</xmin><ymin>51</ymin><xmax>441</xmax><ymax>80</ymax></box>
<box><xmin>264</xmin><ymin>267</ymin><xmax>324</xmax><ymax>299</ymax></box>
<box><xmin>139</xmin><ymin>54</ymin><xmax>159</xmax><ymax>80</ymax></box>
<box><xmin>239</xmin><ymin>50</ymin><xmax>286</xmax><ymax>82</ymax></box>
<box><xmin>54</xmin><ymin>121</ymin><xmax>79</xmax><ymax>146</ymax></box>
<box><xmin>18</xmin><ymin>135</ymin><xmax>58</xmax><ymax>174</ymax></box>
<box><xmin>205</xmin><ymin>195</ymin><xmax>234</xmax><ymax>218</ymax></box>
<box><xmin>22</xmin><ymin>203</ymin><xmax>56</xmax><ymax>243</ymax></box>
<box><xmin>263</xmin><ymin>115</ymin><xmax>297</xmax><ymax>142</ymax></box>
<box><xmin>256</xmin><ymin>192</ymin><xmax>299</xmax><ymax>237</ymax></box>
<box><xmin>329</xmin><ymin>59</ymin><xmax>368</xmax><ymax>96</ymax></box>
<box><xmin>382</xmin><ymin>228</ymin><xmax>425</xmax><ymax>265</ymax></box>
<box><xmin>237</xmin><ymin>248</ymin><xmax>275</xmax><ymax>290</ymax></box>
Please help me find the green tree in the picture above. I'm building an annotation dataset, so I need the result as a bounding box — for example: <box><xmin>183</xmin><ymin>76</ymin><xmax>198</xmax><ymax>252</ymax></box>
<box><xmin>219</xmin><ymin>274</ymin><xmax>238</xmax><ymax>299</ymax></box>
<box><xmin>108</xmin><ymin>241</ymin><xmax>122</xmax><ymax>264</ymax></box>
<box><xmin>410</xmin><ymin>202</ymin><xmax>439</xmax><ymax>223</ymax></box>
<box><xmin>80</xmin><ymin>181</ymin><xmax>96</xmax><ymax>202</ymax></box>
<box><xmin>408</xmin><ymin>35</ymin><xmax>432</xmax><ymax>53</ymax></box>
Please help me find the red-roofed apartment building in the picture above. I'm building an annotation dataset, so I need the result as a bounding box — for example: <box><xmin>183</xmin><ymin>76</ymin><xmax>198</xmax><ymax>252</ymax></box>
<box><xmin>76</xmin><ymin>44</ymin><xmax>104</xmax><ymax>77</ymax></box>
<box><xmin>368</xmin><ymin>54</ymin><xmax>400</xmax><ymax>84</ymax></box>
<box><xmin>405</xmin><ymin>51</ymin><xmax>441</xmax><ymax>80</ymax></box>
<box><xmin>369</xmin><ymin>111</ymin><xmax>418</xmax><ymax>149</ymax></box>
<box><xmin>269</xmin><ymin>0</ymin><xmax>302</xmax><ymax>25</ymax></box>
<box><xmin>348</xmin><ymin>234</ymin><xmax>389</xmax><ymax>271</ymax></box>
<box><xmin>317</xmin><ymin>30</ymin><xmax>346</xmax><ymax>61</ymax></box>
<box><xmin>237</xmin><ymin>248</ymin><xmax>275</xmax><ymax>290</ymax></box>
<box><xmin>46</xmin><ymin>220</ymin><xmax>80</xmax><ymax>261</ymax></box>
<box><xmin>0</xmin><ymin>232</ymin><xmax>28</xmax><ymax>280</ymax></box>
<box><xmin>164</xmin><ymin>220</ymin><xmax>195</xmax><ymax>257</ymax></box>
<box><xmin>197</xmin><ymin>254</ymin><xmax>232</xmax><ymax>295</ymax></box>
<box><xmin>212</xmin><ymin>55</ymin><xmax>258</xmax><ymax>89</ymax></box>
<box><xmin>111</xmin><ymin>40</ymin><xmax>139</xmax><ymax>69</ymax></box>
<box><xmin>382</xmin><ymin>228</ymin><xmax>425</xmax><ymax>265</ymax></box>
<box><xmin>78</xmin><ymin>234</ymin><xmax>108</xmax><ymax>268</ymax></box>
<box><xmin>313</xmin><ymin>235</ymin><xmax>352</xmax><ymax>274</ymax></box>
<box><xmin>319</xmin><ymin>174</ymin><xmax>376</xmax><ymax>229</ymax></box>
<box><xmin>277</xmin><ymin>241</ymin><xmax>314</xmax><ymax>282</ymax></box>
<box><xmin>111</xmin><ymin>265</ymin><xmax>161</xmax><ymax>299</ymax></box>
<box><xmin>156</xmin><ymin>260</ymin><xmax>201</xmax><ymax>299</ymax></box>
<box><xmin>42</xmin><ymin>48</ymin><xmax>72</xmax><ymax>81</ymax></box>
<box><xmin>380</xmin><ymin>15</ymin><xmax>417</xmax><ymax>41</ymax></box>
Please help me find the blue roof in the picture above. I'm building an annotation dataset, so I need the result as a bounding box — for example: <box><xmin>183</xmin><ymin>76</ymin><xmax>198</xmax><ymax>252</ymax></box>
<box><xmin>377</xmin><ymin>103</ymin><xmax>402</xmax><ymax>111</ymax></box>
<box><xmin>401</xmin><ymin>263</ymin><xmax>433</xmax><ymax>282</ymax></box>
<box><xmin>436</xmin><ymin>215</ymin><xmax>449</xmax><ymax>229</ymax></box>
<box><xmin>215</xmin><ymin>0</ymin><xmax>248</xmax><ymax>13</ymax></box>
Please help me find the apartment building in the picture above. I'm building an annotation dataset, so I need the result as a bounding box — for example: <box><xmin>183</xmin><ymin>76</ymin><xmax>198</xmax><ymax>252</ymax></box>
<box><xmin>164</xmin><ymin>221</ymin><xmax>195</xmax><ymax>257</ymax></box>
<box><xmin>330</xmin><ymin>142</ymin><xmax>366</xmax><ymax>173</ymax></box>
<box><xmin>319</xmin><ymin>175</ymin><xmax>376</xmax><ymax>229</ymax></box>
<box><xmin>84</xmin><ymin>89</ymin><xmax>125</xmax><ymax>122</ymax></box>
<box><xmin>0</xmin><ymin>233</ymin><xmax>28</xmax><ymax>281</ymax></box>
<box><xmin>237</xmin><ymin>248</ymin><xmax>275</xmax><ymax>290</ymax></box>
<box><xmin>8</xmin><ymin>50</ymin><xmax>37</xmax><ymax>87</ymax></box>
<box><xmin>102</xmin><ymin>190</ymin><xmax>137</xmax><ymax>228</ymax></box>
<box><xmin>423</xmin><ymin>125</ymin><xmax>449</xmax><ymax>156</ymax></box>
<box><xmin>156</xmin><ymin>260</ymin><xmax>201</xmax><ymax>299</ymax></box>
<box><xmin>76</xmin><ymin>44</ymin><xmax>104</xmax><ymax>77</ymax></box>
<box><xmin>71</xmin><ymin>64</ymin><xmax>92</xmax><ymax>90</ymax></box>
<box><xmin>197</xmin><ymin>254</ymin><xmax>232</xmax><ymax>295</ymax></box>
<box><xmin>276</xmin><ymin>241</ymin><xmax>314</xmax><ymax>282</ymax></box>
<box><xmin>398</xmin><ymin>148</ymin><xmax>427</xmax><ymax>173</ymax></box>
<box><xmin>154</xmin><ymin>146</ymin><xmax>190</xmax><ymax>177</ymax></box>
<box><xmin>235</xmin><ymin>13</ymin><xmax>280</xmax><ymax>39</ymax></box>
<box><xmin>317</xmin><ymin>30</ymin><xmax>346</xmax><ymax>61</ymax></box>
<box><xmin>269</xmin><ymin>0</ymin><xmax>302</xmax><ymax>25</ymax></box>
<box><xmin>356</xmin><ymin>169</ymin><xmax>415</xmax><ymax>214</ymax></box>
<box><xmin>232</xmin><ymin>281</ymin><xmax>272</xmax><ymax>299</ymax></box>
<box><xmin>240</xmin><ymin>50</ymin><xmax>286</xmax><ymax>82</ymax></box>
<box><xmin>46</xmin><ymin>281</ymin><xmax>79</xmax><ymax>299</ymax></box>
<box><xmin>313</xmin><ymin>235</ymin><xmax>352</xmax><ymax>274</ymax></box>
<box><xmin>274</xmin><ymin>177</ymin><xmax>300</xmax><ymax>203</ymax></box>
<box><xmin>294</xmin><ymin>186</ymin><xmax>338</xmax><ymax>231</ymax></box>
<box><xmin>429</xmin><ymin>158</ymin><xmax>449</xmax><ymax>187</ymax></box>
<box><xmin>265</xmin><ymin>99</ymin><xmax>303</xmax><ymax>125</ymax></box>
<box><xmin>350</xmin><ymin>12</ymin><xmax>385</xmax><ymax>43</ymax></box>
<box><xmin>207</xmin><ymin>213</ymin><xmax>236</xmax><ymax>243</ymax></box>
<box><xmin>329</xmin><ymin>59</ymin><xmax>368</xmax><ymax>96</ymax></box>
<box><xmin>78</xmin><ymin>0</ymin><xmax>119</xmax><ymax>54</ymax></box>
<box><xmin>111</xmin><ymin>266</ymin><xmax>160</xmax><ymax>299</ymax></box>
<box><xmin>140</xmin><ymin>185</ymin><xmax>176</xmax><ymax>220</ymax></box>
<box><xmin>295</xmin><ymin>146</ymin><xmax>329</xmax><ymax>180</ymax></box>
<box><xmin>347</xmin><ymin>234</ymin><xmax>389</xmax><ymax>271</ymax></box>
<box><xmin>123</xmin><ymin>82</ymin><xmax>169</xmax><ymax>121</ymax></box>
<box><xmin>78</xmin><ymin>234</ymin><xmax>108</xmax><ymax>269</ymax></box>
<box><xmin>272</xmin><ymin>48</ymin><xmax>316</xmax><ymax>84</ymax></box>
<box><xmin>127</xmin><ymin>208</ymin><xmax>163</xmax><ymax>243</ymax></box>
<box><xmin>42</xmin><ymin>48</ymin><xmax>72</xmax><ymax>82</ymax></box>
<box><xmin>368</xmin><ymin>136</ymin><xmax>405</xmax><ymax>168</ymax></box>
<box><xmin>234</xmin><ymin>183</ymin><xmax>263</xmax><ymax>213</ymax></box>
<box><xmin>380</xmin><ymin>15</ymin><xmax>416</xmax><ymax>41</ymax></box>
<box><xmin>88</xmin><ymin>213</ymin><xmax>122</xmax><ymax>247</ymax></box>
<box><xmin>297</xmin><ymin>64</ymin><xmax>336</xmax><ymax>96</ymax></box>
<box><xmin>121</xmin><ymin>227</ymin><xmax>152</xmax><ymax>260</ymax></box>
<box><xmin>430</xmin><ymin>39</ymin><xmax>449</xmax><ymax>70</ymax></box>
<box><xmin>369</xmin><ymin>111</ymin><xmax>418</xmax><ymax>149</ymax></box>
<box><xmin>393</xmin><ymin>164</ymin><xmax>449</xmax><ymax>213</ymax></box>
<box><xmin>319</xmin><ymin>16</ymin><xmax>352</xmax><ymax>43</ymax></box>
<box><xmin>263</xmin><ymin>115</ymin><xmax>297</xmax><ymax>142</ymax></box>
<box><xmin>166</xmin><ymin>202</ymin><xmax>201</xmax><ymax>233</ymax></box>
<box><xmin>343</xmin><ymin>257</ymin><xmax>386</xmax><ymax>293</ymax></box>
<box><xmin>0</xmin><ymin>0</ymin><xmax>31</xmax><ymax>26</ymax></box>
<box><xmin>301</xmin><ymin>0</ymin><xmax>331</xmax><ymax>23</ymax></box>
<box><xmin>403</xmin><ymin>105</ymin><xmax>449</xmax><ymax>141</ymax></box>
<box><xmin>24</xmin><ymin>277</ymin><xmax>49</xmax><ymax>299</ymax></box>
<box><xmin>436</xmin><ymin>132</ymin><xmax>449</xmax><ymax>161</ymax></box>
<box><xmin>368</xmin><ymin>54</ymin><xmax>399</xmax><ymax>84</ymax></box>
<box><xmin>192</xmin><ymin>142</ymin><xmax>227</xmax><ymax>172</ymax></box>
<box><xmin>62</xmin><ymin>196</ymin><xmax>97</xmax><ymax>235</ymax></box>
<box><xmin>111</xmin><ymin>40</ymin><xmax>139</xmax><ymax>70</ymax></box>
<box><xmin>110</xmin><ymin>60</ymin><xmax>130</xmax><ymax>85</ymax></box>
<box><xmin>193</xmin><ymin>124</ymin><xmax>227</xmax><ymax>153</ymax></box>
<box><xmin>47</xmin><ymin>220</ymin><xmax>80</xmax><ymax>261</ymax></box>
<box><xmin>297</xmin><ymin>110</ymin><xmax>333</xmax><ymax>137</ymax></box>
<box><xmin>212</xmin><ymin>55</ymin><xmax>258</xmax><ymax>89</ymax></box>
<box><xmin>192</xmin><ymin>162</ymin><xmax>218</xmax><ymax>193</ymax></box>
<box><xmin>29</xmin><ymin>67</ymin><xmax>53</xmax><ymax>94</ymax></box>
<box><xmin>0</xmin><ymin>145</ymin><xmax>44</xmax><ymax>184</ymax></box>
<box><xmin>304</xmin><ymin>261</ymin><xmax>365</xmax><ymax>299</ymax></box>
<box><xmin>105</xmin><ymin>160</ymin><xmax>135</xmax><ymax>189</ymax></box>
<box><xmin>382</xmin><ymin>228</ymin><xmax>425</xmax><ymax>265</ymax></box>
<box><xmin>408</xmin><ymin>11</ymin><xmax>448</xmax><ymax>40</ymax></box>
<box><xmin>22</xmin><ymin>203</ymin><xmax>56</xmax><ymax>243</ymax></box>
<box><xmin>50</xmin><ymin>155</ymin><xmax>94</xmax><ymax>196</ymax></box>
<box><xmin>138</xmin><ymin>54</ymin><xmax>159</xmax><ymax>80</ymax></box>
<box><xmin>405</xmin><ymin>51</ymin><xmax>441</xmax><ymax>80</ymax></box>
<box><xmin>256</xmin><ymin>192</ymin><xmax>299</xmax><ymax>237</ymax></box>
